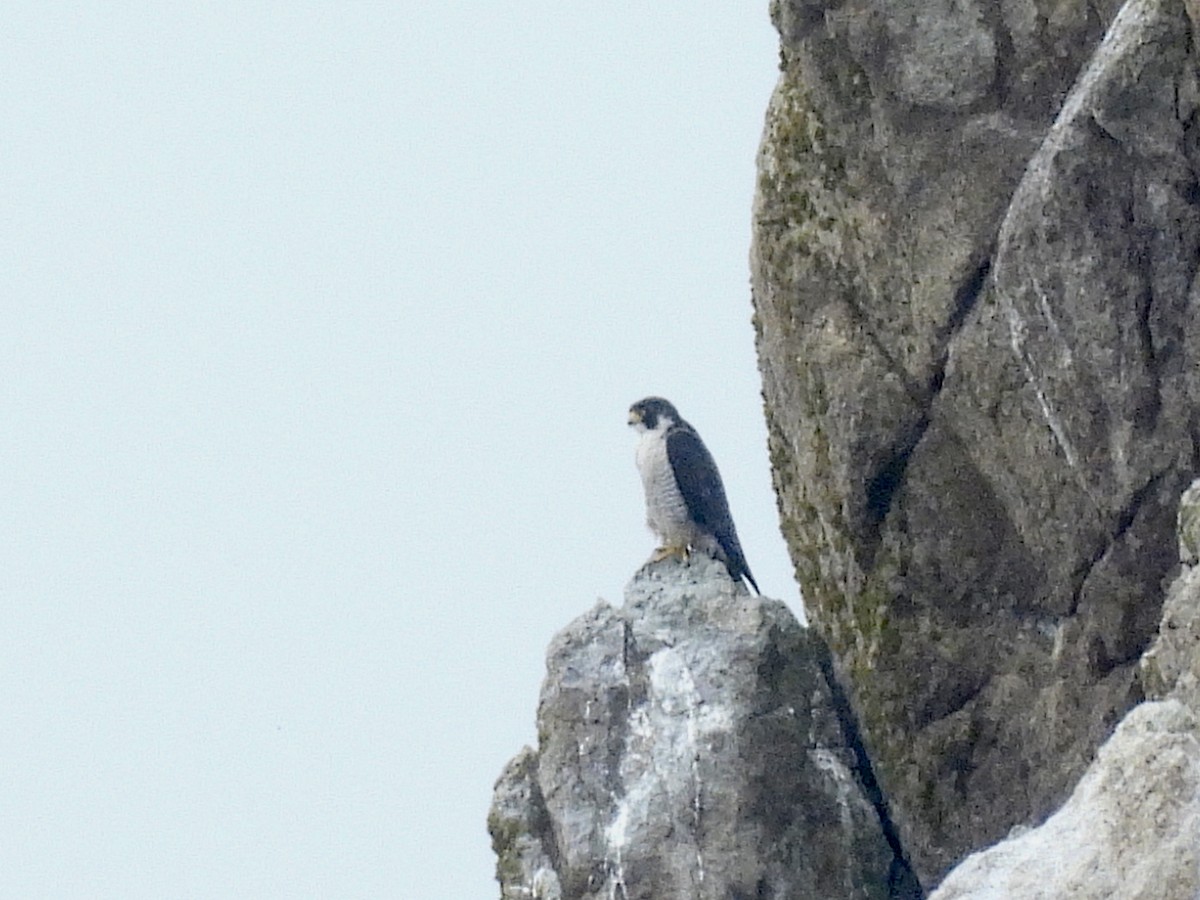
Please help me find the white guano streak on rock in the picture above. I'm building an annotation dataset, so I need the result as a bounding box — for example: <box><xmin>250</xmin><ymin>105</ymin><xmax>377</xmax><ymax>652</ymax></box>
<box><xmin>1030</xmin><ymin>276</ymin><xmax>1072</xmax><ymax>369</ymax></box>
<box><xmin>1002</xmin><ymin>288</ymin><xmax>1079</xmax><ymax>469</ymax></box>
<box><xmin>652</xmin><ymin>649</ymin><xmax>707</xmax><ymax>886</ymax></box>
<box><xmin>812</xmin><ymin>748</ymin><xmax>856</xmax><ymax>838</ymax></box>
<box><xmin>602</xmin><ymin>644</ymin><xmax>732</xmax><ymax>897</ymax></box>
<box><xmin>604</xmin><ymin>701</ymin><xmax>650</xmax><ymax>900</ymax></box>
<box><xmin>605</xmin><ymin>798</ymin><xmax>630</xmax><ymax>900</ymax></box>
<box><xmin>578</xmin><ymin>699</ymin><xmax>593</xmax><ymax>763</ymax></box>
<box><xmin>530</xmin><ymin>866</ymin><xmax>562</xmax><ymax>900</ymax></box>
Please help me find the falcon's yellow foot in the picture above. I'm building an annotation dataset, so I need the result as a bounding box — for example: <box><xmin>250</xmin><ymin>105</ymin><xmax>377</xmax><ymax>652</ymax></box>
<box><xmin>650</xmin><ymin>544</ymin><xmax>690</xmax><ymax>563</ymax></box>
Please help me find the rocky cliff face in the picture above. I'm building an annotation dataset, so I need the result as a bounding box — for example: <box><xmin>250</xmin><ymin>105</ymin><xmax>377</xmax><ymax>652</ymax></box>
<box><xmin>927</xmin><ymin>480</ymin><xmax>1200</xmax><ymax>899</ymax></box>
<box><xmin>489</xmin><ymin>556</ymin><xmax>918</xmax><ymax>899</ymax></box>
<box><xmin>927</xmin><ymin>700</ymin><xmax>1200</xmax><ymax>900</ymax></box>
<box><xmin>752</xmin><ymin>0</ymin><xmax>1200</xmax><ymax>885</ymax></box>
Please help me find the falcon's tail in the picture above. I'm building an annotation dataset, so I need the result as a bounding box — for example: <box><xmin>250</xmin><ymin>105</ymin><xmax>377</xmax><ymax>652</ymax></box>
<box><xmin>719</xmin><ymin>532</ymin><xmax>759</xmax><ymax>595</ymax></box>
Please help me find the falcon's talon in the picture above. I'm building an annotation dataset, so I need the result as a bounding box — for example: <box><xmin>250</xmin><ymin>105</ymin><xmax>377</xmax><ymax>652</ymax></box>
<box><xmin>650</xmin><ymin>545</ymin><xmax>689</xmax><ymax>563</ymax></box>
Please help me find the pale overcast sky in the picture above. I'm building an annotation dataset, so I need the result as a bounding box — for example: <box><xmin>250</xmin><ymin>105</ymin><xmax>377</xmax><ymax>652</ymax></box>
<box><xmin>2</xmin><ymin>4</ymin><xmax>789</xmax><ymax>897</ymax></box>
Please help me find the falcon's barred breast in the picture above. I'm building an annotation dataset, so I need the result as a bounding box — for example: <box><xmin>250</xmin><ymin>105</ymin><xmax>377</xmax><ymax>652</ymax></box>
<box><xmin>627</xmin><ymin>397</ymin><xmax>759</xmax><ymax>594</ymax></box>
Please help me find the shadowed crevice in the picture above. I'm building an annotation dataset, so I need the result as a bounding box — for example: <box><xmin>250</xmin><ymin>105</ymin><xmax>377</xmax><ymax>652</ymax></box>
<box><xmin>860</xmin><ymin>255</ymin><xmax>993</xmax><ymax>561</ymax></box>
<box><xmin>812</xmin><ymin>637</ymin><xmax>926</xmax><ymax>899</ymax></box>
<box><xmin>1134</xmin><ymin>281</ymin><xmax>1163</xmax><ymax>432</ymax></box>
<box><xmin>931</xmin><ymin>256</ymin><xmax>992</xmax><ymax>392</ymax></box>
<box><xmin>864</xmin><ymin>414</ymin><xmax>930</xmax><ymax>541</ymax></box>
<box><xmin>529</xmin><ymin>758</ymin><xmax>565</xmax><ymax>876</ymax></box>
<box><xmin>1067</xmin><ymin>471</ymin><xmax>1164</xmax><ymax>617</ymax></box>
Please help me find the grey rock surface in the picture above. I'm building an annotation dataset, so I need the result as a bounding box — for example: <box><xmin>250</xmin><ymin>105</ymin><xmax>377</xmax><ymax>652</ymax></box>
<box><xmin>1143</xmin><ymin>567</ymin><xmax>1200</xmax><ymax>711</ymax></box>
<box><xmin>489</xmin><ymin>748</ymin><xmax>563</xmax><ymax>900</ymax></box>
<box><xmin>489</xmin><ymin>556</ymin><xmax>915</xmax><ymax>899</ymax></box>
<box><xmin>753</xmin><ymin>0</ymin><xmax>1200</xmax><ymax>886</ymax></box>
<box><xmin>1175</xmin><ymin>478</ymin><xmax>1200</xmax><ymax>566</ymax></box>
<box><xmin>927</xmin><ymin>700</ymin><xmax>1200</xmax><ymax>900</ymax></box>
<box><xmin>929</xmin><ymin>481</ymin><xmax>1200</xmax><ymax>898</ymax></box>
<box><xmin>1143</xmin><ymin>477</ymin><xmax>1200</xmax><ymax>711</ymax></box>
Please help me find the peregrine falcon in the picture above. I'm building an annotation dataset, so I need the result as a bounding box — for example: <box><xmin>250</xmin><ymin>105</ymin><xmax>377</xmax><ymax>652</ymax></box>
<box><xmin>628</xmin><ymin>397</ymin><xmax>759</xmax><ymax>593</ymax></box>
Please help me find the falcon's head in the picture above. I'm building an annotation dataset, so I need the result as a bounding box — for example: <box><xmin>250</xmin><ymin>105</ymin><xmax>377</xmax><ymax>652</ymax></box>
<box><xmin>628</xmin><ymin>397</ymin><xmax>680</xmax><ymax>433</ymax></box>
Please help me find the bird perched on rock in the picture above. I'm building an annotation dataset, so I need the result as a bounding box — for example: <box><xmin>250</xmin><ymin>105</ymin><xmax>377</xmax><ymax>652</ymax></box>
<box><xmin>628</xmin><ymin>397</ymin><xmax>759</xmax><ymax>593</ymax></box>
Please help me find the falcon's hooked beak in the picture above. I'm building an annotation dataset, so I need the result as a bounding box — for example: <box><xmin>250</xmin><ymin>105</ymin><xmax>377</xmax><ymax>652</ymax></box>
<box><xmin>627</xmin><ymin>408</ymin><xmax>643</xmax><ymax>427</ymax></box>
